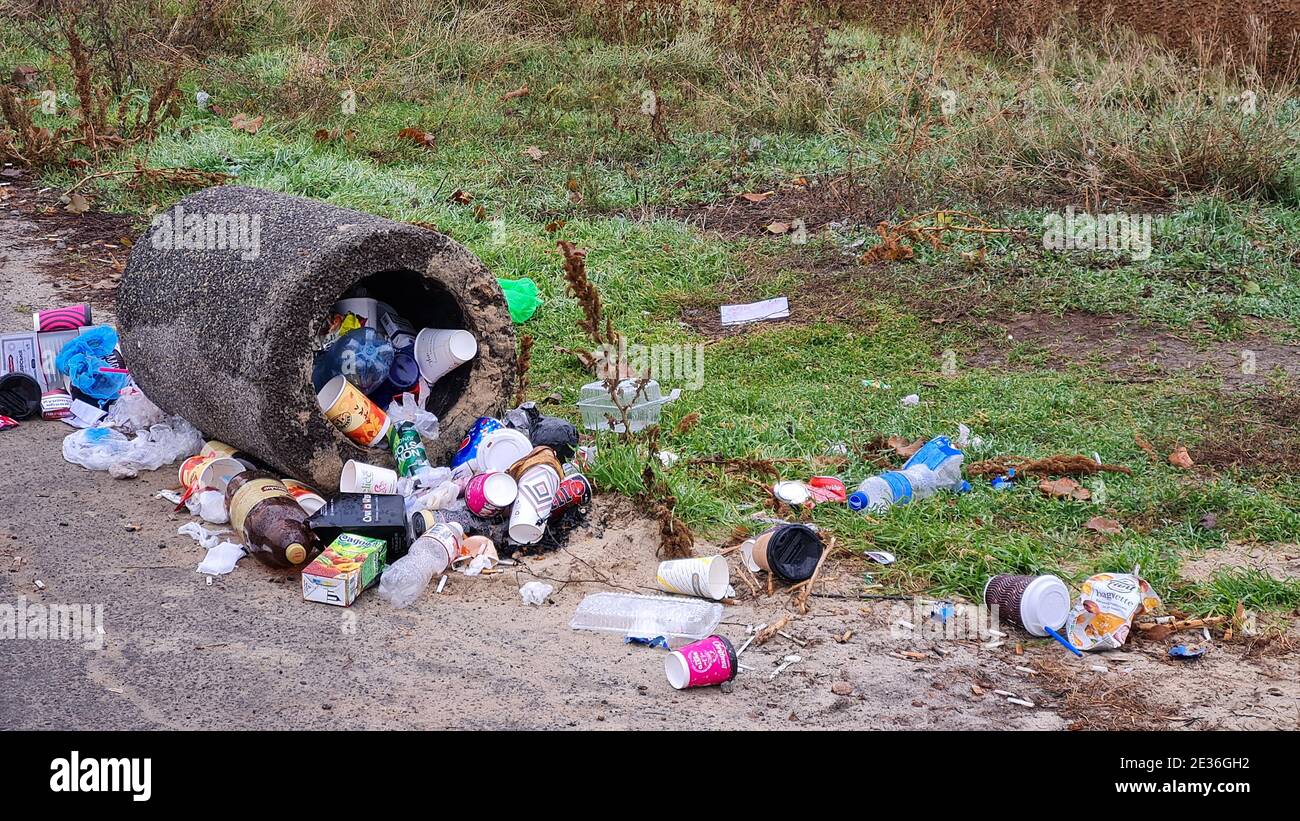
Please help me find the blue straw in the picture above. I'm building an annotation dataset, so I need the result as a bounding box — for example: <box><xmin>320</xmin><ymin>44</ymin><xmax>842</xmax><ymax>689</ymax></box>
<box><xmin>1045</xmin><ymin>625</ymin><xmax>1083</xmax><ymax>657</ymax></box>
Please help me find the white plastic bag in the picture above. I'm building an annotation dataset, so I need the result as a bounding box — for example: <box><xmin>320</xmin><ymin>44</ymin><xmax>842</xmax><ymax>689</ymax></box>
<box><xmin>387</xmin><ymin>392</ymin><xmax>440</xmax><ymax>441</ymax></box>
<box><xmin>102</xmin><ymin>387</ymin><xmax>167</xmax><ymax>433</ymax></box>
<box><xmin>63</xmin><ymin>417</ymin><xmax>203</xmax><ymax>473</ymax></box>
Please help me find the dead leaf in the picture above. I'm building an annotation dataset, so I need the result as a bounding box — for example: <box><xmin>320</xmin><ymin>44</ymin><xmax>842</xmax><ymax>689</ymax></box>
<box><xmin>1134</xmin><ymin>433</ymin><xmax>1158</xmax><ymax>460</ymax></box>
<box><xmin>523</xmin><ymin>145</ymin><xmax>547</xmax><ymax>161</ymax></box>
<box><xmin>1168</xmin><ymin>445</ymin><xmax>1194</xmax><ymax>469</ymax></box>
<box><xmin>1039</xmin><ymin>477</ymin><xmax>1091</xmax><ymax>501</ymax></box>
<box><xmin>544</xmin><ymin>219</ymin><xmax>566</xmax><ymax>233</ymax></box>
<box><xmin>64</xmin><ymin>192</ymin><xmax>90</xmax><ymax>214</ymax></box>
<box><xmin>886</xmin><ymin>435</ymin><xmax>925</xmax><ymax>458</ymax></box>
<box><xmin>674</xmin><ymin>412</ymin><xmax>700</xmax><ymax>435</ymax></box>
<box><xmin>448</xmin><ymin>189</ymin><xmax>473</xmax><ymax>205</ymax></box>
<box><xmin>1084</xmin><ymin>516</ymin><xmax>1123</xmax><ymax>534</ymax></box>
<box><xmin>791</xmin><ymin>176</ymin><xmax>807</xmax><ymax>186</ymax></box>
<box><xmin>765</xmin><ymin>221</ymin><xmax>789</xmax><ymax>234</ymax></box>
<box><xmin>397</xmin><ymin>127</ymin><xmax>436</xmax><ymax>148</ymax></box>
<box><xmin>230</xmin><ymin>113</ymin><xmax>264</xmax><ymax>134</ymax></box>
<box><xmin>740</xmin><ymin>191</ymin><xmax>773</xmax><ymax>203</ymax></box>
<box><xmin>314</xmin><ymin>127</ymin><xmax>354</xmax><ymax>143</ymax></box>
<box><xmin>1142</xmin><ymin>624</ymin><xmax>1174</xmax><ymax>641</ymax></box>
<box><xmin>500</xmin><ymin>83</ymin><xmax>530</xmax><ymax>102</ymax></box>
<box><xmin>472</xmin><ymin>204</ymin><xmax>488</xmax><ymax>222</ymax></box>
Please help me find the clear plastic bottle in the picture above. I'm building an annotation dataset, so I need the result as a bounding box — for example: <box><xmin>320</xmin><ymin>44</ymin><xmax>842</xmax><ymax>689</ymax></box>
<box><xmin>849</xmin><ymin>435</ymin><xmax>969</xmax><ymax>513</ymax></box>
<box><xmin>376</xmin><ymin>522</ymin><xmax>462</xmax><ymax>607</ymax></box>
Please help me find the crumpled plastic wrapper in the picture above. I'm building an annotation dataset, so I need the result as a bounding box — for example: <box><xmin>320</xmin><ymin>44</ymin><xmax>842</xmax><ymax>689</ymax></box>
<box><xmin>1067</xmin><ymin>572</ymin><xmax>1161</xmax><ymax>651</ymax></box>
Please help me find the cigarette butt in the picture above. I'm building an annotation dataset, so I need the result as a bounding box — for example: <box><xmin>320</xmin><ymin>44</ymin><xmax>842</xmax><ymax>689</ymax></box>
<box><xmin>1007</xmin><ymin>698</ymin><xmax>1035</xmax><ymax>707</ymax></box>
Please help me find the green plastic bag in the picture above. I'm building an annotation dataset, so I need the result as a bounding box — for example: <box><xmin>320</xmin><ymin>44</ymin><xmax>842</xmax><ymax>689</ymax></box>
<box><xmin>497</xmin><ymin>277</ymin><xmax>541</xmax><ymax>324</ymax></box>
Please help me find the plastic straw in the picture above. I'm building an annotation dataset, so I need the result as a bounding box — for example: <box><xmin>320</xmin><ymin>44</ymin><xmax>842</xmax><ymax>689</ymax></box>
<box><xmin>1045</xmin><ymin>625</ymin><xmax>1082</xmax><ymax>657</ymax></box>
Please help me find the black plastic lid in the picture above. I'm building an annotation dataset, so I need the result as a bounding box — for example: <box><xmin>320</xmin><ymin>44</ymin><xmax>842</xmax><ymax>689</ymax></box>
<box><xmin>0</xmin><ymin>373</ymin><xmax>41</xmax><ymax>420</ymax></box>
<box><xmin>767</xmin><ymin>524</ymin><xmax>824</xmax><ymax>582</ymax></box>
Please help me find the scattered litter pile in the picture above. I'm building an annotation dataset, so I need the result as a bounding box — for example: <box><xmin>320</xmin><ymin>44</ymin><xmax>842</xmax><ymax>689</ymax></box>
<box><xmin>8</xmin><ymin>293</ymin><xmax>592</xmax><ymax>614</ymax></box>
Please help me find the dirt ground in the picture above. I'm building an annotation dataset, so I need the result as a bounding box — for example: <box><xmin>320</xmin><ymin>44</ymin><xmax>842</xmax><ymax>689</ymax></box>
<box><xmin>2</xmin><ymin>172</ymin><xmax>1297</xmax><ymax>730</ymax></box>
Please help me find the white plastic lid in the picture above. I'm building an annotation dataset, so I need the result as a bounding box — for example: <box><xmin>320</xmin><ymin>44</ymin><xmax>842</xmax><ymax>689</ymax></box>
<box><xmin>1020</xmin><ymin>575</ymin><xmax>1071</xmax><ymax>636</ymax></box>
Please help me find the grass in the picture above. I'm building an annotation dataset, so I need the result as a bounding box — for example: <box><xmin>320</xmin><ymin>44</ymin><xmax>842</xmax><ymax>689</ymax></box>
<box><xmin>3</xmin><ymin>0</ymin><xmax>1299</xmax><ymax>619</ymax></box>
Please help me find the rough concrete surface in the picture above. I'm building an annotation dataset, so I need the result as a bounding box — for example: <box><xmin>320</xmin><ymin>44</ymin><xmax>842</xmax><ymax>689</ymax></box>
<box><xmin>3</xmin><ymin>177</ymin><xmax>1298</xmax><ymax>731</ymax></box>
<box><xmin>118</xmin><ymin>185</ymin><xmax>515</xmax><ymax>489</ymax></box>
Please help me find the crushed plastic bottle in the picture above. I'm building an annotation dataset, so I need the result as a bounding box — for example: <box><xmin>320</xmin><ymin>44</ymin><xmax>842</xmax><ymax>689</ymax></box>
<box><xmin>848</xmin><ymin>435</ymin><xmax>969</xmax><ymax>513</ymax></box>
<box><xmin>376</xmin><ymin>522</ymin><xmax>462</xmax><ymax>608</ymax></box>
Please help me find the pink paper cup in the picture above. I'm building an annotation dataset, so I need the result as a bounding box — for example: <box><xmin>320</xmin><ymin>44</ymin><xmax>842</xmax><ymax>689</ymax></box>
<box><xmin>664</xmin><ymin>635</ymin><xmax>738</xmax><ymax>690</ymax></box>
<box><xmin>465</xmin><ymin>471</ymin><xmax>517</xmax><ymax>517</ymax></box>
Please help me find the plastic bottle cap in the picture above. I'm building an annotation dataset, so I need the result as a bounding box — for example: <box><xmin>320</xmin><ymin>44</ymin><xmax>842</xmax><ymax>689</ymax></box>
<box><xmin>286</xmin><ymin>543</ymin><xmax>307</xmax><ymax>564</ymax></box>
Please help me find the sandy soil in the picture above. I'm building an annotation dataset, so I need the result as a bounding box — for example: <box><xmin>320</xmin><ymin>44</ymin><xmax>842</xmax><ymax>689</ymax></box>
<box><xmin>2</xmin><ymin>172</ymin><xmax>1296</xmax><ymax>731</ymax></box>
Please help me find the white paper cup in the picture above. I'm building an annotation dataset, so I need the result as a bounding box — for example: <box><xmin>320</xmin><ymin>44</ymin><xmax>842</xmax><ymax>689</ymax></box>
<box><xmin>657</xmin><ymin>556</ymin><xmax>730</xmax><ymax>600</ymax></box>
<box><xmin>339</xmin><ymin>460</ymin><xmax>400</xmax><ymax>494</ymax></box>
<box><xmin>508</xmin><ymin>463</ymin><xmax>559</xmax><ymax>544</ymax></box>
<box><xmin>478</xmin><ymin>428</ymin><xmax>532</xmax><ymax>474</ymax></box>
<box><xmin>414</xmin><ymin>328</ymin><xmax>477</xmax><ymax>385</ymax></box>
<box><xmin>179</xmin><ymin>454</ymin><xmax>246</xmax><ymax>494</ymax></box>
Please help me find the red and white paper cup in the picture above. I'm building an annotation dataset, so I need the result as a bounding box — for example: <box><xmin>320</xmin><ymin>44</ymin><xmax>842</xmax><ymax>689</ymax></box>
<box><xmin>40</xmin><ymin>389</ymin><xmax>73</xmax><ymax>421</ymax></box>
<box><xmin>664</xmin><ymin>635</ymin><xmax>738</xmax><ymax>690</ymax></box>
<box><xmin>464</xmin><ymin>472</ymin><xmax>517</xmax><ymax>517</ymax></box>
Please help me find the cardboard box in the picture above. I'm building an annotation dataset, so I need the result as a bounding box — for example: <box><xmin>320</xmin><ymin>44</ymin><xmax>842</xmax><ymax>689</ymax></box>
<box><xmin>301</xmin><ymin>533</ymin><xmax>387</xmax><ymax>607</ymax></box>
<box><xmin>307</xmin><ymin>493</ymin><xmax>409</xmax><ymax>562</ymax></box>
<box><xmin>1</xmin><ymin>332</ymin><xmax>41</xmax><ymax>385</ymax></box>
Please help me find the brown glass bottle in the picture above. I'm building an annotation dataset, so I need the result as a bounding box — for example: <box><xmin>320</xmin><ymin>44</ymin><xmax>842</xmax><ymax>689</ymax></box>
<box><xmin>225</xmin><ymin>470</ymin><xmax>319</xmax><ymax>567</ymax></box>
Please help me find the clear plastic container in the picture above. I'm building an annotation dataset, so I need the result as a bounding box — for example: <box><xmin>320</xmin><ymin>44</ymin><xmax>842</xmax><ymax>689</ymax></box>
<box><xmin>577</xmin><ymin>379</ymin><xmax>680</xmax><ymax>433</ymax></box>
<box><xmin>569</xmin><ymin>592</ymin><xmax>722</xmax><ymax>641</ymax></box>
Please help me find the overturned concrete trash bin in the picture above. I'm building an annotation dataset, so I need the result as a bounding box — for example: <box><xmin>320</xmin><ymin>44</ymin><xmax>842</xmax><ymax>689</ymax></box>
<box><xmin>118</xmin><ymin>185</ymin><xmax>515</xmax><ymax>489</ymax></box>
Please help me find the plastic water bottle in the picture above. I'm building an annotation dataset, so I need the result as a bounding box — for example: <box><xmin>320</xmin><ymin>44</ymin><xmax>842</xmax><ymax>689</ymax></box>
<box><xmin>376</xmin><ymin>523</ymin><xmax>462</xmax><ymax>608</ymax></box>
<box><xmin>849</xmin><ymin>435</ymin><xmax>969</xmax><ymax>513</ymax></box>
